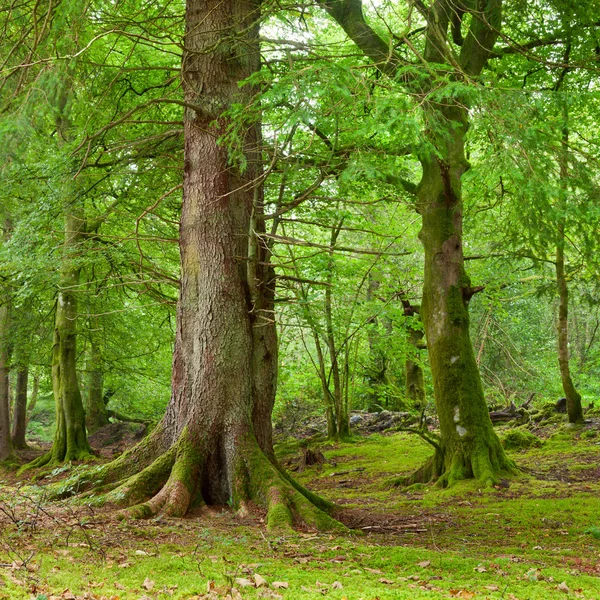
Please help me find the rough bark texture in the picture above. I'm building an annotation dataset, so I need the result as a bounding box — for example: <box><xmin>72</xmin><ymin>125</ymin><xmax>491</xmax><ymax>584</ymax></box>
<box><xmin>320</xmin><ymin>0</ymin><xmax>514</xmax><ymax>486</ymax></box>
<box><xmin>85</xmin><ymin>339</ymin><xmax>110</xmax><ymax>433</ymax></box>
<box><xmin>54</xmin><ymin>0</ymin><xmax>342</xmax><ymax>531</ymax></box>
<box><xmin>11</xmin><ymin>365</ymin><xmax>28</xmax><ymax>449</ymax></box>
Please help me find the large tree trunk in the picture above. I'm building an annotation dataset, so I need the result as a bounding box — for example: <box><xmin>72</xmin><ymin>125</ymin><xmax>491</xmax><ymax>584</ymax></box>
<box><xmin>556</xmin><ymin>119</ymin><xmax>583</xmax><ymax>424</ymax></box>
<box><xmin>85</xmin><ymin>338</ymin><xmax>110</xmax><ymax>433</ymax></box>
<box><xmin>11</xmin><ymin>365</ymin><xmax>29</xmax><ymax>449</ymax></box>
<box><xmin>0</xmin><ymin>296</ymin><xmax>13</xmax><ymax>463</ymax></box>
<box><xmin>415</xmin><ymin>126</ymin><xmax>513</xmax><ymax>486</ymax></box>
<box><xmin>57</xmin><ymin>0</ymin><xmax>341</xmax><ymax>531</ymax></box>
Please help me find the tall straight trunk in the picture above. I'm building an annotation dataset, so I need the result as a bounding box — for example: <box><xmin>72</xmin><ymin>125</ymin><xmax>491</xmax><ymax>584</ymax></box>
<box><xmin>324</xmin><ymin>221</ymin><xmax>349</xmax><ymax>439</ymax></box>
<box><xmin>11</xmin><ymin>365</ymin><xmax>28</xmax><ymax>449</ymax></box>
<box><xmin>365</xmin><ymin>275</ymin><xmax>394</xmax><ymax>411</ymax></box>
<box><xmin>405</xmin><ymin>327</ymin><xmax>426</xmax><ymax>410</ymax></box>
<box><xmin>401</xmin><ymin>297</ymin><xmax>426</xmax><ymax>410</ymax></box>
<box><xmin>62</xmin><ymin>0</ymin><xmax>341</xmax><ymax>531</ymax></box>
<box><xmin>85</xmin><ymin>338</ymin><xmax>109</xmax><ymax>433</ymax></box>
<box><xmin>27</xmin><ymin>374</ymin><xmax>40</xmax><ymax>418</ymax></box>
<box><xmin>50</xmin><ymin>209</ymin><xmax>92</xmax><ymax>461</ymax></box>
<box><xmin>0</xmin><ymin>297</ymin><xmax>13</xmax><ymax>462</ymax></box>
<box><xmin>24</xmin><ymin>209</ymin><xmax>92</xmax><ymax>470</ymax></box>
<box><xmin>556</xmin><ymin>117</ymin><xmax>583</xmax><ymax>423</ymax></box>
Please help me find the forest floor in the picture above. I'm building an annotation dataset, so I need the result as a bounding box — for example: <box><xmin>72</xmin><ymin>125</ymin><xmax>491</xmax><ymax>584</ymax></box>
<box><xmin>1</xmin><ymin>421</ymin><xmax>600</xmax><ymax>600</ymax></box>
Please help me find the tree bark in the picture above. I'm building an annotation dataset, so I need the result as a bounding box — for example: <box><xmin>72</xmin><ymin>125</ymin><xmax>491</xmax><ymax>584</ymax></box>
<box><xmin>11</xmin><ymin>365</ymin><xmax>28</xmax><ymax>449</ymax></box>
<box><xmin>0</xmin><ymin>296</ymin><xmax>13</xmax><ymax>462</ymax></box>
<box><xmin>57</xmin><ymin>0</ymin><xmax>342</xmax><ymax>531</ymax></box>
<box><xmin>85</xmin><ymin>338</ymin><xmax>110</xmax><ymax>433</ymax></box>
<box><xmin>556</xmin><ymin>115</ymin><xmax>583</xmax><ymax>423</ymax></box>
<box><xmin>401</xmin><ymin>297</ymin><xmax>426</xmax><ymax>410</ymax></box>
<box><xmin>24</xmin><ymin>208</ymin><xmax>93</xmax><ymax>470</ymax></box>
<box><xmin>319</xmin><ymin>0</ymin><xmax>514</xmax><ymax>486</ymax></box>
<box><xmin>324</xmin><ymin>220</ymin><xmax>350</xmax><ymax>439</ymax></box>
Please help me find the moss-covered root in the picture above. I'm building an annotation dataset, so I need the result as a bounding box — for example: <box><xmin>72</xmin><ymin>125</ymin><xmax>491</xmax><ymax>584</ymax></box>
<box><xmin>18</xmin><ymin>446</ymin><xmax>94</xmax><ymax>477</ymax></box>
<box><xmin>122</xmin><ymin>437</ymin><xmax>200</xmax><ymax>519</ymax></box>
<box><xmin>242</xmin><ymin>442</ymin><xmax>346</xmax><ymax>533</ymax></box>
<box><xmin>395</xmin><ymin>440</ymin><xmax>517</xmax><ymax>489</ymax></box>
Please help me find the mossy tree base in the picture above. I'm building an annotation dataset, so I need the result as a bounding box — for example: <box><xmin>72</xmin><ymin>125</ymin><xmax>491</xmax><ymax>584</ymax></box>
<box><xmin>54</xmin><ymin>426</ymin><xmax>345</xmax><ymax>532</ymax></box>
<box><xmin>396</xmin><ymin>434</ymin><xmax>516</xmax><ymax>489</ymax></box>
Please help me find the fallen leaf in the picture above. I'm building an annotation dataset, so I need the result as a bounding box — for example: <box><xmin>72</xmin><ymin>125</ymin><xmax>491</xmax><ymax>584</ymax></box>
<box><xmin>474</xmin><ymin>565</ymin><xmax>487</xmax><ymax>573</ymax></box>
<box><xmin>417</xmin><ymin>560</ymin><xmax>431</xmax><ymax>568</ymax></box>
<box><xmin>557</xmin><ymin>581</ymin><xmax>570</xmax><ymax>594</ymax></box>
<box><xmin>449</xmin><ymin>590</ymin><xmax>476</xmax><ymax>599</ymax></box>
<box><xmin>378</xmin><ymin>578</ymin><xmax>394</xmax><ymax>585</ymax></box>
<box><xmin>485</xmin><ymin>585</ymin><xmax>500</xmax><ymax>591</ymax></box>
<box><xmin>142</xmin><ymin>578</ymin><xmax>155</xmax><ymax>591</ymax></box>
<box><xmin>234</xmin><ymin>578</ymin><xmax>255</xmax><ymax>588</ymax></box>
<box><xmin>272</xmin><ymin>582</ymin><xmax>289</xmax><ymax>589</ymax></box>
<box><xmin>254</xmin><ymin>574</ymin><xmax>268</xmax><ymax>588</ymax></box>
<box><xmin>331</xmin><ymin>581</ymin><xmax>343</xmax><ymax>589</ymax></box>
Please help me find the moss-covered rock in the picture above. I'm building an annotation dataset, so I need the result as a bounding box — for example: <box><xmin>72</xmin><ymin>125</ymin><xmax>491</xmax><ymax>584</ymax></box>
<box><xmin>501</xmin><ymin>428</ymin><xmax>543</xmax><ymax>451</ymax></box>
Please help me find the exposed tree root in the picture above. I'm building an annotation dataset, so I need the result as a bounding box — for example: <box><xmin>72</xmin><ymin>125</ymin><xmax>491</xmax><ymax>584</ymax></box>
<box><xmin>49</xmin><ymin>428</ymin><xmax>345</xmax><ymax>532</ymax></box>
<box><xmin>19</xmin><ymin>447</ymin><xmax>95</xmax><ymax>477</ymax></box>
<box><xmin>393</xmin><ymin>439</ymin><xmax>517</xmax><ymax>489</ymax></box>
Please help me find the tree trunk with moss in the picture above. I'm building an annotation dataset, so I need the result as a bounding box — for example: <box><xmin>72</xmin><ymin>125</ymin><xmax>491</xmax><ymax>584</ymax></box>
<box><xmin>55</xmin><ymin>0</ymin><xmax>342</xmax><ymax>531</ymax></box>
<box><xmin>320</xmin><ymin>0</ymin><xmax>513</xmax><ymax>486</ymax></box>
<box><xmin>11</xmin><ymin>365</ymin><xmax>28</xmax><ymax>449</ymax></box>
<box><xmin>0</xmin><ymin>296</ymin><xmax>13</xmax><ymax>462</ymax></box>
<box><xmin>556</xmin><ymin>119</ymin><xmax>583</xmax><ymax>424</ymax></box>
<box><xmin>25</xmin><ymin>209</ymin><xmax>92</xmax><ymax>470</ymax></box>
<box><xmin>401</xmin><ymin>297</ymin><xmax>426</xmax><ymax>410</ymax></box>
<box><xmin>85</xmin><ymin>338</ymin><xmax>110</xmax><ymax>434</ymax></box>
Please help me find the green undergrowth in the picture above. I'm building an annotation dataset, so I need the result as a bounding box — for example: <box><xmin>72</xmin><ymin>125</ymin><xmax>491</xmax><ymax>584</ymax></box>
<box><xmin>1</xmin><ymin>424</ymin><xmax>599</xmax><ymax>599</ymax></box>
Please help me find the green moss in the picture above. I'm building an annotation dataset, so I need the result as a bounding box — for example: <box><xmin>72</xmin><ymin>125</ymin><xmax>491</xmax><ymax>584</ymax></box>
<box><xmin>266</xmin><ymin>501</ymin><xmax>293</xmax><ymax>531</ymax></box>
<box><xmin>447</xmin><ymin>285</ymin><xmax>468</xmax><ymax>325</ymax></box>
<box><xmin>501</xmin><ymin>429</ymin><xmax>543</xmax><ymax>451</ymax></box>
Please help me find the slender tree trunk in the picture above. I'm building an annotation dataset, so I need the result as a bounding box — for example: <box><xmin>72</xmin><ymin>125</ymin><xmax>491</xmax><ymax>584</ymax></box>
<box><xmin>0</xmin><ymin>297</ymin><xmax>13</xmax><ymax>462</ymax></box>
<box><xmin>85</xmin><ymin>338</ymin><xmax>110</xmax><ymax>433</ymax></box>
<box><xmin>405</xmin><ymin>326</ymin><xmax>426</xmax><ymax>410</ymax></box>
<box><xmin>556</xmin><ymin>117</ymin><xmax>583</xmax><ymax>423</ymax></box>
<box><xmin>324</xmin><ymin>221</ymin><xmax>350</xmax><ymax>439</ymax></box>
<box><xmin>401</xmin><ymin>297</ymin><xmax>426</xmax><ymax>410</ymax></box>
<box><xmin>27</xmin><ymin>374</ymin><xmax>40</xmax><ymax>418</ymax></box>
<box><xmin>60</xmin><ymin>0</ymin><xmax>342</xmax><ymax>531</ymax></box>
<box><xmin>24</xmin><ymin>209</ymin><xmax>92</xmax><ymax>470</ymax></box>
<box><xmin>365</xmin><ymin>275</ymin><xmax>393</xmax><ymax>411</ymax></box>
<box><xmin>11</xmin><ymin>365</ymin><xmax>28</xmax><ymax>449</ymax></box>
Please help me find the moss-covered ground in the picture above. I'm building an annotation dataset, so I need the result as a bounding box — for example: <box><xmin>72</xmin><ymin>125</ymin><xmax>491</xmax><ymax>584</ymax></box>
<box><xmin>1</xmin><ymin>423</ymin><xmax>599</xmax><ymax>599</ymax></box>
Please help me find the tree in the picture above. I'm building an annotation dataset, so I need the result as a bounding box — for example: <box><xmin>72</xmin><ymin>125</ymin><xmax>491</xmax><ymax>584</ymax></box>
<box><xmin>316</xmin><ymin>0</ymin><xmax>514</xmax><ymax>485</ymax></box>
<box><xmin>56</xmin><ymin>0</ymin><xmax>341</xmax><ymax>529</ymax></box>
<box><xmin>0</xmin><ymin>287</ymin><xmax>12</xmax><ymax>463</ymax></box>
